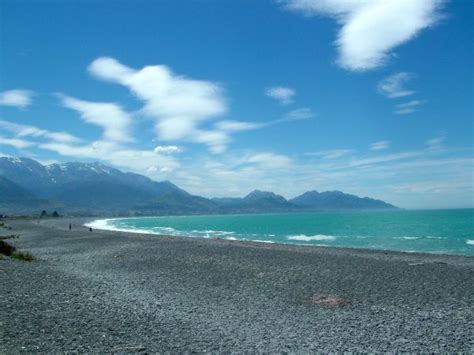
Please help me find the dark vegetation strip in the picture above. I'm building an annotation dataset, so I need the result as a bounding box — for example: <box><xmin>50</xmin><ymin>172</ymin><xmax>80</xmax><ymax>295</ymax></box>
<box><xmin>0</xmin><ymin>239</ymin><xmax>34</xmax><ymax>262</ymax></box>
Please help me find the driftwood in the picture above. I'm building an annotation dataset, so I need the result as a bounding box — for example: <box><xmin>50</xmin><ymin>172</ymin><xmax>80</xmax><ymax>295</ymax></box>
<box><xmin>302</xmin><ymin>294</ymin><xmax>351</xmax><ymax>306</ymax></box>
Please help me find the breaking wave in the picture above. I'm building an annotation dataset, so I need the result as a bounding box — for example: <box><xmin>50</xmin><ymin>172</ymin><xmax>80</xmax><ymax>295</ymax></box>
<box><xmin>287</xmin><ymin>234</ymin><xmax>337</xmax><ymax>242</ymax></box>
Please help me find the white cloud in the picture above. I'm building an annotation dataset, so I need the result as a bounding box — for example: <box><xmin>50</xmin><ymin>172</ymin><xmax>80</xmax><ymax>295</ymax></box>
<box><xmin>0</xmin><ymin>119</ymin><xmax>80</xmax><ymax>144</ymax></box>
<box><xmin>370</xmin><ymin>140</ymin><xmax>390</xmax><ymax>150</ymax></box>
<box><xmin>0</xmin><ymin>90</ymin><xmax>33</xmax><ymax>109</ymax></box>
<box><xmin>265</xmin><ymin>86</ymin><xmax>296</xmax><ymax>105</ymax></box>
<box><xmin>0</xmin><ymin>136</ymin><xmax>34</xmax><ymax>149</ymax></box>
<box><xmin>154</xmin><ymin>145</ymin><xmax>182</xmax><ymax>154</ymax></box>
<box><xmin>394</xmin><ymin>100</ymin><xmax>425</xmax><ymax>115</ymax></box>
<box><xmin>88</xmin><ymin>57</ymin><xmax>227</xmax><ymax>148</ymax></box>
<box><xmin>57</xmin><ymin>94</ymin><xmax>132</xmax><ymax>143</ymax></box>
<box><xmin>378</xmin><ymin>72</ymin><xmax>415</xmax><ymax>98</ymax></box>
<box><xmin>281</xmin><ymin>0</ymin><xmax>445</xmax><ymax>71</ymax></box>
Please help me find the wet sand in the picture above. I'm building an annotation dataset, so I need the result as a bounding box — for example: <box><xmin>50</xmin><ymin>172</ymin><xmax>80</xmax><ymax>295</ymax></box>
<box><xmin>1</xmin><ymin>217</ymin><xmax>473</xmax><ymax>352</ymax></box>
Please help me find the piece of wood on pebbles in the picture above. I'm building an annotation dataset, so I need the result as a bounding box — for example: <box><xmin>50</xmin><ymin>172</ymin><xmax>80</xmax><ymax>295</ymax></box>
<box><xmin>302</xmin><ymin>294</ymin><xmax>351</xmax><ymax>306</ymax></box>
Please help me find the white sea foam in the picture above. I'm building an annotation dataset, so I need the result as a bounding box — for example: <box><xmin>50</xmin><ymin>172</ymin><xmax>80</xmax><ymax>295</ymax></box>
<box><xmin>85</xmin><ymin>219</ymin><xmax>173</xmax><ymax>235</ymax></box>
<box><xmin>401</xmin><ymin>236</ymin><xmax>420</xmax><ymax>240</ymax></box>
<box><xmin>287</xmin><ymin>234</ymin><xmax>337</xmax><ymax>242</ymax></box>
<box><xmin>467</xmin><ymin>240</ymin><xmax>474</xmax><ymax>245</ymax></box>
<box><xmin>252</xmin><ymin>239</ymin><xmax>275</xmax><ymax>244</ymax></box>
<box><xmin>85</xmin><ymin>218</ymin><xmax>116</xmax><ymax>231</ymax></box>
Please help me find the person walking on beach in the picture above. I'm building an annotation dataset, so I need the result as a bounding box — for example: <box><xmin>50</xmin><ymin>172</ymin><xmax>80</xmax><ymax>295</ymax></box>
<box><xmin>69</xmin><ymin>223</ymin><xmax>72</xmax><ymax>231</ymax></box>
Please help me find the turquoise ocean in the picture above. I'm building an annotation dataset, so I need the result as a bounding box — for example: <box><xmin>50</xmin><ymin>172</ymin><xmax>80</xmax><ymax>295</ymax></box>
<box><xmin>88</xmin><ymin>209</ymin><xmax>474</xmax><ymax>256</ymax></box>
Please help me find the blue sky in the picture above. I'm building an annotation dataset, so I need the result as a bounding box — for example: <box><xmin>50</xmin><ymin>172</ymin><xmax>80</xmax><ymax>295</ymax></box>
<box><xmin>0</xmin><ymin>0</ymin><xmax>472</xmax><ymax>209</ymax></box>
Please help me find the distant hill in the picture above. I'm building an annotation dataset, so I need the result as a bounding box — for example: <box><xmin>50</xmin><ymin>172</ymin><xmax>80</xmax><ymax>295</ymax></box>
<box><xmin>213</xmin><ymin>190</ymin><xmax>296</xmax><ymax>212</ymax></box>
<box><xmin>290</xmin><ymin>190</ymin><xmax>396</xmax><ymax>210</ymax></box>
<box><xmin>0</xmin><ymin>157</ymin><xmax>398</xmax><ymax>215</ymax></box>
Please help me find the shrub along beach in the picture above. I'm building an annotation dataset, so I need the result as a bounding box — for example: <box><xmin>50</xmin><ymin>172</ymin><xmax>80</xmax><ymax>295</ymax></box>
<box><xmin>0</xmin><ymin>217</ymin><xmax>472</xmax><ymax>352</ymax></box>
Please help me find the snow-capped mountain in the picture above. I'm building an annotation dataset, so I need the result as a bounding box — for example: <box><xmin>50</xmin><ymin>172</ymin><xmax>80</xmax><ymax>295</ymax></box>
<box><xmin>0</xmin><ymin>157</ymin><xmax>397</xmax><ymax>215</ymax></box>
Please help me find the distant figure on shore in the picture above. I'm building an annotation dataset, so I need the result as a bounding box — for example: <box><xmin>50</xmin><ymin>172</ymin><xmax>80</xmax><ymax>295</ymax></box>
<box><xmin>69</xmin><ymin>223</ymin><xmax>72</xmax><ymax>231</ymax></box>
<box><xmin>89</xmin><ymin>227</ymin><xmax>93</xmax><ymax>232</ymax></box>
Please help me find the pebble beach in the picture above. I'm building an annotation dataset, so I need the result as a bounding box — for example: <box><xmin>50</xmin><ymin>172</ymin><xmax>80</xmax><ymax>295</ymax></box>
<box><xmin>1</xmin><ymin>217</ymin><xmax>473</xmax><ymax>352</ymax></box>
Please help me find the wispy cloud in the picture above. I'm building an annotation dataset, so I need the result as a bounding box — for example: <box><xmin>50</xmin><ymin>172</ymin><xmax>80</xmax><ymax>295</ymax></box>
<box><xmin>0</xmin><ymin>136</ymin><xmax>34</xmax><ymax>149</ymax></box>
<box><xmin>282</xmin><ymin>108</ymin><xmax>315</xmax><ymax>121</ymax></box>
<box><xmin>388</xmin><ymin>181</ymin><xmax>472</xmax><ymax>194</ymax></box>
<box><xmin>246</xmin><ymin>152</ymin><xmax>293</xmax><ymax>168</ymax></box>
<box><xmin>280</xmin><ymin>0</ymin><xmax>445</xmax><ymax>71</ymax></box>
<box><xmin>164</xmin><ymin>145</ymin><xmax>472</xmax><ymax>209</ymax></box>
<box><xmin>394</xmin><ymin>100</ymin><xmax>425</xmax><ymax>115</ymax></box>
<box><xmin>0</xmin><ymin>90</ymin><xmax>34</xmax><ymax>109</ymax></box>
<box><xmin>265</xmin><ymin>86</ymin><xmax>296</xmax><ymax>105</ymax></box>
<box><xmin>378</xmin><ymin>72</ymin><xmax>416</xmax><ymax>98</ymax></box>
<box><xmin>425</xmin><ymin>135</ymin><xmax>445</xmax><ymax>150</ymax></box>
<box><xmin>57</xmin><ymin>94</ymin><xmax>133</xmax><ymax>143</ymax></box>
<box><xmin>370</xmin><ymin>140</ymin><xmax>390</xmax><ymax>150</ymax></box>
<box><xmin>214</xmin><ymin>120</ymin><xmax>263</xmax><ymax>132</ymax></box>
<box><xmin>349</xmin><ymin>151</ymin><xmax>424</xmax><ymax>167</ymax></box>
<box><xmin>0</xmin><ymin>120</ymin><xmax>80</xmax><ymax>144</ymax></box>
<box><xmin>305</xmin><ymin>149</ymin><xmax>353</xmax><ymax>160</ymax></box>
<box><xmin>211</xmin><ymin>109</ymin><xmax>314</xmax><ymax>145</ymax></box>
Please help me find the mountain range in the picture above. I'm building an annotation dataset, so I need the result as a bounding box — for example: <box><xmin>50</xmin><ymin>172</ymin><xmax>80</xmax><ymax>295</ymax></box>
<box><xmin>0</xmin><ymin>157</ymin><xmax>397</xmax><ymax>215</ymax></box>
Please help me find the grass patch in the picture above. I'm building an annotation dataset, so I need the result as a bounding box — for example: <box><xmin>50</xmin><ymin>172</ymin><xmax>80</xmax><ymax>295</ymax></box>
<box><xmin>11</xmin><ymin>251</ymin><xmax>34</xmax><ymax>262</ymax></box>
